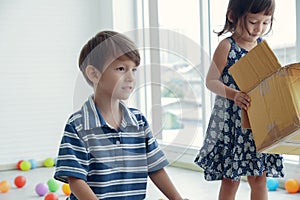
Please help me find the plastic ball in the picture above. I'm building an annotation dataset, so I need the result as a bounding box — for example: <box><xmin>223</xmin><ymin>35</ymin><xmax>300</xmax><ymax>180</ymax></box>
<box><xmin>284</xmin><ymin>179</ymin><xmax>299</xmax><ymax>193</ymax></box>
<box><xmin>266</xmin><ymin>178</ymin><xmax>279</xmax><ymax>191</ymax></box>
<box><xmin>35</xmin><ymin>183</ymin><xmax>48</xmax><ymax>196</ymax></box>
<box><xmin>43</xmin><ymin>158</ymin><xmax>55</xmax><ymax>167</ymax></box>
<box><xmin>44</xmin><ymin>192</ymin><xmax>59</xmax><ymax>200</ymax></box>
<box><xmin>29</xmin><ymin>159</ymin><xmax>38</xmax><ymax>169</ymax></box>
<box><xmin>47</xmin><ymin>178</ymin><xmax>59</xmax><ymax>192</ymax></box>
<box><xmin>62</xmin><ymin>183</ymin><xmax>71</xmax><ymax>195</ymax></box>
<box><xmin>20</xmin><ymin>160</ymin><xmax>31</xmax><ymax>171</ymax></box>
<box><xmin>0</xmin><ymin>180</ymin><xmax>11</xmax><ymax>193</ymax></box>
<box><xmin>16</xmin><ymin>160</ymin><xmax>24</xmax><ymax>170</ymax></box>
<box><xmin>14</xmin><ymin>175</ymin><xmax>26</xmax><ymax>188</ymax></box>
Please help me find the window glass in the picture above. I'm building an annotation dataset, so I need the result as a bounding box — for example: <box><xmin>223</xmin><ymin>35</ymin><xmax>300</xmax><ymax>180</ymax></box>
<box><xmin>156</xmin><ymin>0</ymin><xmax>205</xmax><ymax>148</ymax></box>
<box><xmin>268</xmin><ymin>0</ymin><xmax>296</xmax><ymax>64</ymax></box>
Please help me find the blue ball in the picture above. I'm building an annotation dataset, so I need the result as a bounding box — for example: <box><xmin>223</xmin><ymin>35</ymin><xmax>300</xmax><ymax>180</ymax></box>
<box><xmin>29</xmin><ymin>159</ymin><xmax>38</xmax><ymax>169</ymax></box>
<box><xmin>267</xmin><ymin>178</ymin><xmax>279</xmax><ymax>191</ymax></box>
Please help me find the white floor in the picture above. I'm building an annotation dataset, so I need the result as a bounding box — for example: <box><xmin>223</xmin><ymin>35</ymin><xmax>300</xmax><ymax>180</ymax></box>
<box><xmin>148</xmin><ymin>167</ymin><xmax>300</xmax><ymax>200</ymax></box>
<box><xmin>0</xmin><ymin>166</ymin><xmax>300</xmax><ymax>199</ymax></box>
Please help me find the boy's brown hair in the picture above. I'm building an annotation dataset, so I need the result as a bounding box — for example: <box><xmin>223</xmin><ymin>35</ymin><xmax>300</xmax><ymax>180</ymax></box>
<box><xmin>78</xmin><ymin>31</ymin><xmax>140</xmax><ymax>86</ymax></box>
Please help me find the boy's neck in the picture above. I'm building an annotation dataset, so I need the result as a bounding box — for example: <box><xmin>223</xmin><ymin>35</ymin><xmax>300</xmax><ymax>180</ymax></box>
<box><xmin>94</xmin><ymin>96</ymin><xmax>122</xmax><ymax>130</ymax></box>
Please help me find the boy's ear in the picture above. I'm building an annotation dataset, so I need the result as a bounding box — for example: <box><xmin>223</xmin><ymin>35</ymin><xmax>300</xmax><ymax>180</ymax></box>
<box><xmin>85</xmin><ymin>65</ymin><xmax>101</xmax><ymax>84</ymax></box>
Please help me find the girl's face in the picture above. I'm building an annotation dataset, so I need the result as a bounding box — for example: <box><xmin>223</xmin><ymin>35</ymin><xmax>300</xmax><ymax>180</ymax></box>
<box><xmin>96</xmin><ymin>56</ymin><xmax>138</xmax><ymax>101</ymax></box>
<box><xmin>236</xmin><ymin>12</ymin><xmax>272</xmax><ymax>43</ymax></box>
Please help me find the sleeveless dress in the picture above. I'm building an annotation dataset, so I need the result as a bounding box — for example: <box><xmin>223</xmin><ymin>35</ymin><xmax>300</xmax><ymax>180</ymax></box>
<box><xmin>194</xmin><ymin>37</ymin><xmax>284</xmax><ymax>181</ymax></box>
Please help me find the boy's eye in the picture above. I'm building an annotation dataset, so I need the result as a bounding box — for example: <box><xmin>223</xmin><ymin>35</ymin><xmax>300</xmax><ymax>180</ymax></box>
<box><xmin>116</xmin><ymin>66</ymin><xmax>125</xmax><ymax>71</ymax></box>
<box><xmin>132</xmin><ymin>67</ymin><xmax>138</xmax><ymax>72</ymax></box>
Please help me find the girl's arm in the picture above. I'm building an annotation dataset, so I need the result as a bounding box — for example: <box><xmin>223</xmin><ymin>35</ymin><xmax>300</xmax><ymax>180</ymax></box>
<box><xmin>68</xmin><ymin>177</ymin><xmax>99</xmax><ymax>200</ymax></box>
<box><xmin>149</xmin><ymin>168</ymin><xmax>185</xmax><ymax>200</ymax></box>
<box><xmin>206</xmin><ymin>39</ymin><xmax>250</xmax><ymax>110</ymax></box>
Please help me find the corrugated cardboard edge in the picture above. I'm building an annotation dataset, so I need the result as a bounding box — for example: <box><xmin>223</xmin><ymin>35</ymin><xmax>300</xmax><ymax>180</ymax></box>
<box><xmin>259</xmin><ymin>123</ymin><xmax>300</xmax><ymax>153</ymax></box>
<box><xmin>229</xmin><ymin>40</ymin><xmax>281</xmax><ymax>93</ymax></box>
<box><xmin>285</xmin><ymin>63</ymin><xmax>300</xmax><ymax>117</ymax></box>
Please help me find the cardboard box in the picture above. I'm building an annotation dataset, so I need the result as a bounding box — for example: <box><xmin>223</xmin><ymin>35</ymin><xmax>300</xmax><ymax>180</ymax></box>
<box><xmin>229</xmin><ymin>41</ymin><xmax>300</xmax><ymax>154</ymax></box>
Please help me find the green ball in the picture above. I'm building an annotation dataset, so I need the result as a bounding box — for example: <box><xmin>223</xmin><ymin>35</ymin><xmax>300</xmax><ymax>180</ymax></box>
<box><xmin>47</xmin><ymin>178</ymin><xmax>59</xmax><ymax>192</ymax></box>
<box><xmin>20</xmin><ymin>161</ymin><xmax>31</xmax><ymax>171</ymax></box>
<box><xmin>43</xmin><ymin>158</ymin><xmax>55</xmax><ymax>167</ymax></box>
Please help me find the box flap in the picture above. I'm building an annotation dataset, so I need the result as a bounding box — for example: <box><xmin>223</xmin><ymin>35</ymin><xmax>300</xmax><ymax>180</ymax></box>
<box><xmin>229</xmin><ymin>40</ymin><xmax>281</xmax><ymax>93</ymax></box>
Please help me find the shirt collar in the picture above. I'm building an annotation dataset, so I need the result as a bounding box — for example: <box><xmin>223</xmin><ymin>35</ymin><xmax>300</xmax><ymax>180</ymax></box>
<box><xmin>81</xmin><ymin>95</ymin><xmax>139</xmax><ymax>130</ymax></box>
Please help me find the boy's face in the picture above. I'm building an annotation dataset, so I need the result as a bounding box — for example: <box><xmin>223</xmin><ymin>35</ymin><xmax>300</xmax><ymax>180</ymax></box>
<box><xmin>96</xmin><ymin>56</ymin><xmax>138</xmax><ymax>101</ymax></box>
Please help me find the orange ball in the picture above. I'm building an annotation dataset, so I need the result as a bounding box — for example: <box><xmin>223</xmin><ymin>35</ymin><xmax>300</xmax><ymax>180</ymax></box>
<box><xmin>62</xmin><ymin>183</ymin><xmax>71</xmax><ymax>196</ymax></box>
<box><xmin>285</xmin><ymin>179</ymin><xmax>299</xmax><ymax>193</ymax></box>
<box><xmin>0</xmin><ymin>180</ymin><xmax>11</xmax><ymax>193</ymax></box>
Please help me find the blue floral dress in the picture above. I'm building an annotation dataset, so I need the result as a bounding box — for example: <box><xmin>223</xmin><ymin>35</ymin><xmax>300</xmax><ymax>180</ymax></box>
<box><xmin>194</xmin><ymin>37</ymin><xmax>284</xmax><ymax>181</ymax></box>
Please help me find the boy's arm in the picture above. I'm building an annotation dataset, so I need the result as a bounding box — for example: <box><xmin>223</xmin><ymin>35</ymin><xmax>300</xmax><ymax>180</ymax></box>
<box><xmin>149</xmin><ymin>168</ymin><xmax>184</xmax><ymax>200</ymax></box>
<box><xmin>68</xmin><ymin>177</ymin><xmax>99</xmax><ymax>200</ymax></box>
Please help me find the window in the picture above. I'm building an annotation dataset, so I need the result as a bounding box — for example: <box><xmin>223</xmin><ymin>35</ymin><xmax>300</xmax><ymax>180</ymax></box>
<box><xmin>143</xmin><ymin>0</ymin><xmax>300</xmax><ymax>166</ymax></box>
<box><xmin>143</xmin><ymin>0</ymin><xmax>210</xmax><ymax>150</ymax></box>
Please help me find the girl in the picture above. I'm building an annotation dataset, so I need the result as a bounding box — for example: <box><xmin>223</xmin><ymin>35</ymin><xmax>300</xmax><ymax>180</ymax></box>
<box><xmin>194</xmin><ymin>1</ymin><xmax>284</xmax><ymax>200</ymax></box>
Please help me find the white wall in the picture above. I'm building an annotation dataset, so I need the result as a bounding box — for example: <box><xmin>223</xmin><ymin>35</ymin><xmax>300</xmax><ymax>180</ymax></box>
<box><xmin>0</xmin><ymin>0</ymin><xmax>112</xmax><ymax>167</ymax></box>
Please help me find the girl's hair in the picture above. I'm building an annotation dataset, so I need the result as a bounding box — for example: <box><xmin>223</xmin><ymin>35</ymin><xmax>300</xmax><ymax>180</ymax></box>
<box><xmin>217</xmin><ymin>0</ymin><xmax>275</xmax><ymax>36</ymax></box>
<box><xmin>79</xmin><ymin>30</ymin><xmax>140</xmax><ymax>86</ymax></box>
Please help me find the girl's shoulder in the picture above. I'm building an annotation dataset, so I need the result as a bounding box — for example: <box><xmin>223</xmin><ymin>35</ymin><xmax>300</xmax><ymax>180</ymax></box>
<box><xmin>220</xmin><ymin>36</ymin><xmax>239</xmax><ymax>51</ymax></box>
<box><xmin>211</xmin><ymin>38</ymin><xmax>232</xmax><ymax>72</ymax></box>
<box><xmin>213</xmin><ymin>37</ymin><xmax>232</xmax><ymax>58</ymax></box>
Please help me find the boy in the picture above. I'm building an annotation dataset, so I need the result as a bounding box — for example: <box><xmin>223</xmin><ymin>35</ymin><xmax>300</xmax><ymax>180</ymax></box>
<box><xmin>54</xmin><ymin>30</ymin><xmax>184</xmax><ymax>200</ymax></box>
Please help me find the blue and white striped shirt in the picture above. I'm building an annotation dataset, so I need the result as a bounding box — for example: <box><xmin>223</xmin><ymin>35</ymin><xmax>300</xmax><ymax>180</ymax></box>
<box><xmin>54</xmin><ymin>96</ymin><xmax>169</xmax><ymax>200</ymax></box>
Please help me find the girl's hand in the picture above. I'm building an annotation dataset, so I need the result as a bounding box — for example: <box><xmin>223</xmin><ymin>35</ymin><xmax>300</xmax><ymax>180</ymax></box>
<box><xmin>234</xmin><ymin>91</ymin><xmax>250</xmax><ymax>110</ymax></box>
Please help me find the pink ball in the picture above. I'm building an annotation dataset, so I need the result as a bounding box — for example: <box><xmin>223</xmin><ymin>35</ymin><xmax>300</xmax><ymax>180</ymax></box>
<box><xmin>35</xmin><ymin>183</ymin><xmax>48</xmax><ymax>196</ymax></box>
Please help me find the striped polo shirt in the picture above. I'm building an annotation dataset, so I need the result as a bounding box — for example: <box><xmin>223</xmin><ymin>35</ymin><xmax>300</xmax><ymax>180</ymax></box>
<box><xmin>54</xmin><ymin>96</ymin><xmax>169</xmax><ymax>200</ymax></box>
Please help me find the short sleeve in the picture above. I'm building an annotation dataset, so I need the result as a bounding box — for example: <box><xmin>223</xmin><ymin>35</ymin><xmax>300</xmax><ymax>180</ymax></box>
<box><xmin>54</xmin><ymin>121</ymin><xmax>89</xmax><ymax>183</ymax></box>
<box><xmin>142</xmin><ymin>115</ymin><xmax>169</xmax><ymax>174</ymax></box>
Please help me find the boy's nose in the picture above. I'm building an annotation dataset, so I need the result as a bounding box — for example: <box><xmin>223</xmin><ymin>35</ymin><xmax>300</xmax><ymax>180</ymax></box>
<box><xmin>125</xmin><ymin>71</ymin><xmax>135</xmax><ymax>81</ymax></box>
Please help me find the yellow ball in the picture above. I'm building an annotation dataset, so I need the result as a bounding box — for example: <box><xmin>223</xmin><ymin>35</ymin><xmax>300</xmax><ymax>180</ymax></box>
<box><xmin>43</xmin><ymin>158</ymin><xmax>55</xmax><ymax>167</ymax></box>
<box><xmin>20</xmin><ymin>161</ymin><xmax>31</xmax><ymax>171</ymax></box>
<box><xmin>62</xmin><ymin>183</ymin><xmax>71</xmax><ymax>196</ymax></box>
